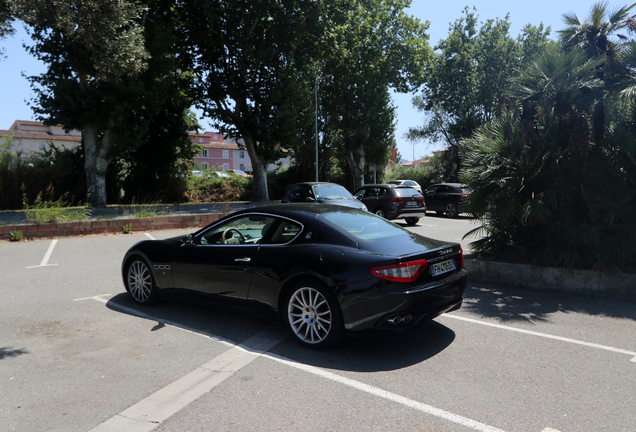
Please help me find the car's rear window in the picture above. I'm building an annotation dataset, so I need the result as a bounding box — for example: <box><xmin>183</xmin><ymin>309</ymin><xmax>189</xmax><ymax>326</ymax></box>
<box><xmin>319</xmin><ymin>211</ymin><xmax>406</xmax><ymax>240</ymax></box>
<box><xmin>394</xmin><ymin>188</ymin><xmax>421</xmax><ymax>197</ymax></box>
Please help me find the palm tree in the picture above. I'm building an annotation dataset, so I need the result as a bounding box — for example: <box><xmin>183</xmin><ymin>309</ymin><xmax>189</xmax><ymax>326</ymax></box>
<box><xmin>559</xmin><ymin>1</ymin><xmax>635</xmax><ymax>61</ymax></box>
<box><xmin>507</xmin><ymin>46</ymin><xmax>604</xmax><ymax>196</ymax></box>
<box><xmin>558</xmin><ymin>2</ymin><xmax>636</xmax><ymax>141</ymax></box>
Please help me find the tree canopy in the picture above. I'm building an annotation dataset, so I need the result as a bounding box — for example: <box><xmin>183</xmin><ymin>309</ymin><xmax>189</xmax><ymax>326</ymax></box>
<box><xmin>408</xmin><ymin>8</ymin><xmax>552</xmax><ymax>180</ymax></box>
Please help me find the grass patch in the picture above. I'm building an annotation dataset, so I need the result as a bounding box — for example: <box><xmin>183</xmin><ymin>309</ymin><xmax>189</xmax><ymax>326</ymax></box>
<box><xmin>9</xmin><ymin>230</ymin><xmax>23</xmax><ymax>242</ymax></box>
<box><xmin>23</xmin><ymin>190</ymin><xmax>91</xmax><ymax>224</ymax></box>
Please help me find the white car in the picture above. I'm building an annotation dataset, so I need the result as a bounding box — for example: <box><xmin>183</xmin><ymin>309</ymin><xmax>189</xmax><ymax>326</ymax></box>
<box><xmin>387</xmin><ymin>180</ymin><xmax>422</xmax><ymax>193</ymax></box>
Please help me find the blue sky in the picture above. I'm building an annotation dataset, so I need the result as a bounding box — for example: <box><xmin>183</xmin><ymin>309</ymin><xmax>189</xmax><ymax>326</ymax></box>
<box><xmin>0</xmin><ymin>1</ymin><xmax>615</xmax><ymax>160</ymax></box>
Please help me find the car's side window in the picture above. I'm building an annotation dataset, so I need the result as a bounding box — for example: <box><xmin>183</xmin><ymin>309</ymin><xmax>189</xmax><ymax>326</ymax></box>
<box><xmin>265</xmin><ymin>220</ymin><xmax>302</xmax><ymax>245</ymax></box>
<box><xmin>199</xmin><ymin>215</ymin><xmax>278</xmax><ymax>245</ymax></box>
<box><xmin>354</xmin><ymin>189</ymin><xmax>366</xmax><ymax>198</ymax></box>
<box><xmin>427</xmin><ymin>187</ymin><xmax>437</xmax><ymax>194</ymax></box>
<box><xmin>288</xmin><ymin>185</ymin><xmax>302</xmax><ymax>201</ymax></box>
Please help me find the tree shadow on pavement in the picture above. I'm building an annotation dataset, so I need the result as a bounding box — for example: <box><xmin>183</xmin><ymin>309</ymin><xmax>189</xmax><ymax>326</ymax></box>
<box><xmin>461</xmin><ymin>281</ymin><xmax>636</xmax><ymax>324</ymax></box>
<box><xmin>0</xmin><ymin>346</ymin><xmax>29</xmax><ymax>360</ymax></box>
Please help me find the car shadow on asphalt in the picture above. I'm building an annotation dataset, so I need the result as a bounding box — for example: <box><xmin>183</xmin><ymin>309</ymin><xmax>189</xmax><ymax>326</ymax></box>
<box><xmin>106</xmin><ymin>293</ymin><xmax>456</xmax><ymax>372</ymax></box>
<box><xmin>460</xmin><ymin>281</ymin><xmax>636</xmax><ymax>324</ymax></box>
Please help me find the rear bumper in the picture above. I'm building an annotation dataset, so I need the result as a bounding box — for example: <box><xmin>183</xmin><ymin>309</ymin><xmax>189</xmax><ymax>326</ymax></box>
<box><xmin>342</xmin><ymin>268</ymin><xmax>469</xmax><ymax>333</ymax></box>
<box><xmin>394</xmin><ymin>210</ymin><xmax>426</xmax><ymax>220</ymax></box>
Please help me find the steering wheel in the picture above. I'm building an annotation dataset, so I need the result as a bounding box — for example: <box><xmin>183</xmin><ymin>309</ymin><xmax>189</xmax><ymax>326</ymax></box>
<box><xmin>221</xmin><ymin>228</ymin><xmax>245</xmax><ymax>245</ymax></box>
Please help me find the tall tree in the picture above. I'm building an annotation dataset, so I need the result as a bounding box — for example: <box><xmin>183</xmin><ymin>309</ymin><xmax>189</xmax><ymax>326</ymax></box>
<box><xmin>322</xmin><ymin>0</ymin><xmax>430</xmax><ymax>190</ymax></box>
<box><xmin>183</xmin><ymin>0</ymin><xmax>320</xmax><ymax>202</ymax></box>
<box><xmin>111</xmin><ymin>0</ymin><xmax>201</xmax><ymax>203</ymax></box>
<box><xmin>12</xmin><ymin>0</ymin><xmax>149</xmax><ymax>208</ymax></box>
<box><xmin>408</xmin><ymin>8</ymin><xmax>551</xmax><ymax>180</ymax></box>
<box><xmin>1</xmin><ymin>0</ymin><xmax>15</xmax><ymax>60</ymax></box>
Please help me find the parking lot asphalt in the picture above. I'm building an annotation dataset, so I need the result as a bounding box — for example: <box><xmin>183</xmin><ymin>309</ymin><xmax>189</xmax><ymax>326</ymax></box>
<box><xmin>3</xmin><ymin>231</ymin><xmax>635</xmax><ymax>432</ymax></box>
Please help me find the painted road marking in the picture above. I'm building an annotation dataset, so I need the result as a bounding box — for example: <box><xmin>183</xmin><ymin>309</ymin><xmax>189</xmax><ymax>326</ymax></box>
<box><xmin>144</xmin><ymin>233</ymin><xmax>155</xmax><ymax>240</ymax></box>
<box><xmin>443</xmin><ymin>314</ymin><xmax>636</xmax><ymax>362</ymax></box>
<box><xmin>87</xmin><ymin>297</ymin><xmax>524</xmax><ymax>432</ymax></box>
<box><xmin>73</xmin><ymin>294</ymin><xmax>113</xmax><ymax>302</ymax></box>
<box><xmin>89</xmin><ymin>325</ymin><xmax>287</xmax><ymax>432</ymax></box>
<box><xmin>26</xmin><ymin>239</ymin><xmax>58</xmax><ymax>268</ymax></box>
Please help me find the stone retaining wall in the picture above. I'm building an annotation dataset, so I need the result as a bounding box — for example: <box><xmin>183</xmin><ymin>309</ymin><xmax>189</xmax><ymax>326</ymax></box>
<box><xmin>465</xmin><ymin>259</ymin><xmax>636</xmax><ymax>301</ymax></box>
<box><xmin>0</xmin><ymin>213</ymin><xmax>224</xmax><ymax>240</ymax></box>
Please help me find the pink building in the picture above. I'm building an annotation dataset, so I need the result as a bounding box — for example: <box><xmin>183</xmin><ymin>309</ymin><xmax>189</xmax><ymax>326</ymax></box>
<box><xmin>190</xmin><ymin>131</ymin><xmax>292</xmax><ymax>172</ymax></box>
<box><xmin>189</xmin><ymin>132</ymin><xmax>251</xmax><ymax>172</ymax></box>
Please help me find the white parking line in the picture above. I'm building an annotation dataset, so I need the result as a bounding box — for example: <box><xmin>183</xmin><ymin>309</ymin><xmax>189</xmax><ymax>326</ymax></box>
<box><xmin>144</xmin><ymin>233</ymin><xmax>155</xmax><ymax>240</ymax></box>
<box><xmin>26</xmin><ymin>239</ymin><xmax>58</xmax><ymax>268</ymax></box>
<box><xmin>73</xmin><ymin>294</ymin><xmax>113</xmax><ymax>302</ymax></box>
<box><xmin>443</xmin><ymin>314</ymin><xmax>636</xmax><ymax>362</ymax></box>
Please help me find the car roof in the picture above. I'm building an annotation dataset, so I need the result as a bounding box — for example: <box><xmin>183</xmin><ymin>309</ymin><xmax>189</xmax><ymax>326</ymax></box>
<box><xmin>429</xmin><ymin>183</ymin><xmax>467</xmax><ymax>187</ymax></box>
<box><xmin>234</xmin><ymin>202</ymin><xmax>362</xmax><ymax>217</ymax></box>
<box><xmin>289</xmin><ymin>182</ymin><xmax>342</xmax><ymax>186</ymax></box>
<box><xmin>357</xmin><ymin>184</ymin><xmax>413</xmax><ymax>189</ymax></box>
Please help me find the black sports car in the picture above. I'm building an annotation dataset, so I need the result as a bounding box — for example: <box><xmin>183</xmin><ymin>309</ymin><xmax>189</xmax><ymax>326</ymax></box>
<box><xmin>122</xmin><ymin>204</ymin><xmax>468</xmax><ymax>349</ymax></box>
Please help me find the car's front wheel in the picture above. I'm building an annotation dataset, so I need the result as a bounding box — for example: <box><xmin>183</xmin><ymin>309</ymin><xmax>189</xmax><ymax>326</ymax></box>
<box><xmin>405</xmin><ymin>217</ymin><xmax>419</xmax><ymax>225</ymax></box>
<box><xmin>125</xmin><ymin>257</ymin><xmax>160</xmax><ymax>305</ymax></box>
<box><xmin>285</xmin><ymin>280</ymin><xmax>344</xmax><ymax>349</ymax></box>
<box><xmin>374</xmin><ymin>208</ymin><xmax>386</xmax><ymax>218</ymax></box>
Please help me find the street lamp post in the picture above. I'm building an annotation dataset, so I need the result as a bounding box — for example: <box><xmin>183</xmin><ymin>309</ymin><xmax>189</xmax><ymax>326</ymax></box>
<box><xmin>315</xmin><ymin>75</ymin><xmax>332</xmax><ymax>182</ymax></box>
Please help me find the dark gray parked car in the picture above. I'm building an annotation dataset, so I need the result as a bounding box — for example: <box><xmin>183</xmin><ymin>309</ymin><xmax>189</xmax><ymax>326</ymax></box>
<box><xmin>424</xmin><ymin>183</ymin><xmax>470</xmax><ymax>218</ymax></box>
<box><xmin>353</xmin><ymin>184</ymin><xmax>426</xmax><ymax>225</ymax></box>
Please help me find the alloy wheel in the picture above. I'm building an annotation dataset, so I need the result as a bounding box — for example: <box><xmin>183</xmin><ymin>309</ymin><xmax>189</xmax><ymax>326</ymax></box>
<box><xmin>127</xmin><ymin>260</ymin><xmax>153</xmax><ymax>303</ymax></box>
<box><xmin>287</xmin><ymin>287</ymin><xmax>332</xmax><ymax>344</ymax></box>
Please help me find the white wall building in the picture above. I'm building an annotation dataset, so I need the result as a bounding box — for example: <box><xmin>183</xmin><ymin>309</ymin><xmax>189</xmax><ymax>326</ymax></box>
<box><xmin>0</xmin><ymin>120</ymin><xmax>82</xmax><ymax>153</ymax></box>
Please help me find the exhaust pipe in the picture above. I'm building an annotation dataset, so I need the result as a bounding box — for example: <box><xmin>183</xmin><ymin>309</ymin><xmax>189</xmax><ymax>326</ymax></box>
<box><xmin>387</xmin><ymin>316</ymin><xmax>403</xmax><ymax>325</ymax></box>
<box><xmin>387</xmin><ymin>315</ymin><xmax>413</xmax><ymax>325</ymax></box>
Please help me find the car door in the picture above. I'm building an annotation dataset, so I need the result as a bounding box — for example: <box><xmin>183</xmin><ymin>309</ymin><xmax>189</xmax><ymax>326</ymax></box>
<box><xmin>355</xmin><ymin>186</ymin><xmax>382</xmax><ymax>212</ymax></box>
<box><xmin>425</xmin><ymin>185</ymin><xmax>441</xmax><ymax>211</ymax></box>
<box><xmin>171</xmin><ymin>214</ymin><xmax>275</xmax><ymax>299</ymax></box>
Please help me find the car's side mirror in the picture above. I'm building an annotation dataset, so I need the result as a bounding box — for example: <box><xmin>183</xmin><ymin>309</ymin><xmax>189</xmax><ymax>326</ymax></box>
<box><xmin>182</xmin><ymin>234</ymin><xmax>195</xmax><ymax>246</ymax></box>
<box><xmin>305</xmin><ymin>197</ymin><xmax>316</xmax><ymax>202</ymax></box>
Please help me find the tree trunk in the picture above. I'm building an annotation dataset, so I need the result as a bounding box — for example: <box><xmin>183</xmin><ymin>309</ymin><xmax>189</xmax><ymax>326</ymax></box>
<box><xmin>348</xmin><ymin>145</ymin><xmax>366</xmax><ymax>191</ymax></box>
<box><xmin>83</xmin><ymin>124</ymin><xmax>113</xmax><ymax>208</ymax></box>
<box><xmin>243</xmin><ymin>137</ymin><xmax>269</xmax><ymax>202</ymax></box>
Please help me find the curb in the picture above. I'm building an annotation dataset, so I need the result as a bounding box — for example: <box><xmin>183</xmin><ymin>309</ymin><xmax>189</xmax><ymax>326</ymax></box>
<box><xmin>0</xmin><ymin>213</ymin><xmax>228</xmax><ymax>240</ymax></box>
<box><xmin>464</xmin><ymin>259</ymin><xmax>636</xmax><ymax>302</ymax></box>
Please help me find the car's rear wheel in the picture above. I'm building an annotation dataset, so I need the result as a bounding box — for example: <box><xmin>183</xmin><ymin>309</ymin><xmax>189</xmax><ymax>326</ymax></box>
<box><xmin>405</xmin><ymin>217</ymin><xmax>419</xmax><ymax>225</ymax></box>
<box><xmin>374</xmin><ymin>208</ymin><xmax>386</xmax><ymax>218</ymax></box>
<box><xmin>285</xmin><ymin>280</ymin><xmax>344</xmax><ymax>349</ymax></box>
<box><xmin>125</xmin><ymin>258</ymin><xmax>160</xmax><ymax>305</ymax></box>
<box><xmin>444</xmin><ymin>202</ymin><xmax>458</xmax><ymax>218</ymax></box>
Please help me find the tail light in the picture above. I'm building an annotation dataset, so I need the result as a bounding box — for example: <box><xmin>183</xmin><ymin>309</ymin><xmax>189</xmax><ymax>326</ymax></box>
<box><xmin>390</xmin><ymin>197</ymin><xmax>405</xmax><ymax>204</ymax></box>
<box><xmin>370</xmin><ymin>259</ymin><xmax>429</xmax><ymax>282</ymax></box>
<box><xmin>454</xmin><ymin>248</ymin><xmax>464</xmax><ymax>267</ymax></box>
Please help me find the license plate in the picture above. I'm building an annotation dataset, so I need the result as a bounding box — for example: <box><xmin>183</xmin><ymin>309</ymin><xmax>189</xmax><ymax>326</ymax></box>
<box><xmin>406</xmin><ymin>201</ymin><xmax>418</xmax><ymax>207</ymax></box>
<box><xmin>431</xmin><ymin>259</ymin><xmax>456</xmax><ymax>276</ymax></box>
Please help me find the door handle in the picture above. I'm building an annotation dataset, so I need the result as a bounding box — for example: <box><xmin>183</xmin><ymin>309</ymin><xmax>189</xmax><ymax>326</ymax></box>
<box><xmin>235</xmin><ymin>257</ymin><xmax>251</xmax><ymax>262</ymax></box>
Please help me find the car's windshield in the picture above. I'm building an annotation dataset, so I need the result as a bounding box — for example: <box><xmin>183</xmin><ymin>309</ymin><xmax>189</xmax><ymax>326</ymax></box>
<box><xmin>313</xmin><ymin>184</ymin><xmax>354</xmax><ymax>200</ymax></box>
